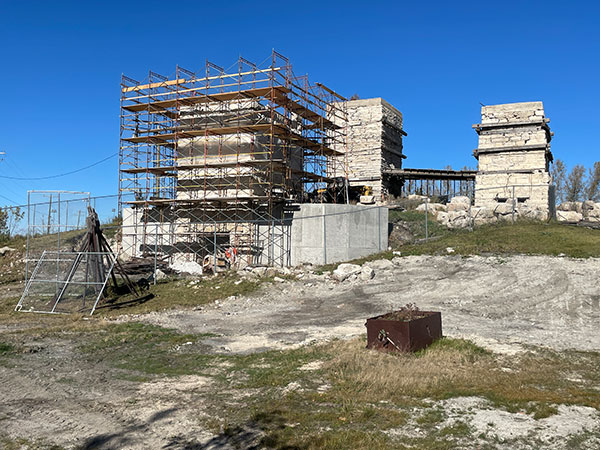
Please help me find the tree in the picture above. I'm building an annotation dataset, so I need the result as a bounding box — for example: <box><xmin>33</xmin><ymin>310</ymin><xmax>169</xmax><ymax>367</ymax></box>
<box><xmin>0</xmin><ymin>206</ymin><xmax>24</xmax><ymax>242</ymax></box>
<box><xmin>565</xmin><ymin>164</ymin><xmax>586</xmax><ymax>202</ymax></box>
<box><xmin>586</xmin><ymin>161</ymin><xmax>600</xmax><ymax>201</ymax></box>
<box><xmin>551</xmin><ymin>159</ymin><xmax>567</xmax><ymax>203</ymax></box>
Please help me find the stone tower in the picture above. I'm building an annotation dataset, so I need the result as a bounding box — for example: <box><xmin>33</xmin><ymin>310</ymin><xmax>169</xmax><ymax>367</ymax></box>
<box><xmin>473</xmin><ymin>101</ymin><xmax>554</xmax><ymax>219</ymax></box>
<box><xmin>344</xmin><ymin>98</ymin><xmax>406</xmax><ymax>202</ymax></box>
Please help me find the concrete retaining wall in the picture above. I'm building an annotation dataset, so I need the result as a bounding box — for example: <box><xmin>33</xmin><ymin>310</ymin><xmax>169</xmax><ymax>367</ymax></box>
<box><xmin>290</xmin><ymin>204</ymin><xmax>388</xmax><ymax>266</ymax></box>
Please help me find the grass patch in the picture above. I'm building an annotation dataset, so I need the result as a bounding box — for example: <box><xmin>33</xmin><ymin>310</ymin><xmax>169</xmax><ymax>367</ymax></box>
<box><xmin>0</xmin><ymin>342</ymin><xmax>14</xmax><ymax>354</ymax></box>
<box><xmin>79</xmin><ymin>322</ymin><xmax>218</xmax><ymax>377</ymax></box>
<box><xmin>200</xmin><ymin>336</ymin><xmax>600</xmax><ymax>447</ymax></box>
<box><xmin>400</xmin><ymin>221</ymin><xmax>600</xmax><ymax>258</ymax></box>
<box><xmin>96</xmin><ymin>273</ymin><xmax>262</xmax><ymax>316</ymax></box>
<box><xmin>389</xmin><ymin>209</ymin><xmax>450</xmax><ymax>241</ymax></box>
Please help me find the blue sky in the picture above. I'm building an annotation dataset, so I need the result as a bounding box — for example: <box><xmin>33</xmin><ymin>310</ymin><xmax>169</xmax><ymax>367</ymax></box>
<box><xmin>1</xmin><ymin>0</ymin><xmax>599</xmax><ymax>208</ymax></box>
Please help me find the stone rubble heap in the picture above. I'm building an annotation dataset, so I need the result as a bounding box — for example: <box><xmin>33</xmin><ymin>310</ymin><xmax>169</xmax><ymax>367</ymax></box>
<box><xmin>556</xmin><ymin>201</ymin><xmax>600</xmax><ymax>223</ymax></box>
<box><xmin>411</xmin><ymin>195</ymin><xmax>548</xmax><ymax>229</ymax></box>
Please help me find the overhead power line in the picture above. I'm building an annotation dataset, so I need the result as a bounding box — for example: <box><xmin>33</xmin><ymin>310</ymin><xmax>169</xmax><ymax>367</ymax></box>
<box><xmin>0</xmin><ymin>152</ymin><xmax>117</xmax><ymax>181</ymax></box>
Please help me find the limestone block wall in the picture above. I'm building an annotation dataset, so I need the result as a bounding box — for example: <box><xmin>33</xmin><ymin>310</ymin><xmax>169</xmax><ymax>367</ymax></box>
<box><xmin>473</xmin><ymin>101</ymin><xmax>553</xmax><ymax>219</ymax></box>
<box><xmin>343</xmin><ymin>98</ymin><xmax>405</xmax><ymax>200</ymax></box>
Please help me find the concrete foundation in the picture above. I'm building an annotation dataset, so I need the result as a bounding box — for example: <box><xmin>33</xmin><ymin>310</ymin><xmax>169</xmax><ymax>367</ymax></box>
<box><xmin>290</xmin><ymin>204</ymin><xmax>388</xmax><ymax>266</ymax></box>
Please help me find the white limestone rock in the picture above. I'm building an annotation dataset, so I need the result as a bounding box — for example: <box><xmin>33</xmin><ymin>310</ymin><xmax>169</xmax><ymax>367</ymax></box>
<box><xmin>448</xmin><ymin>196</ymin><xmax>471</xmax><ymax>212</ymax></box>
<box><xmin>494</xmin><ymin>203</ymin><xmax>514</xmax><ymax>215</ymax></box>
<box><xmin>557</xmin><ymin>210</ymin><xmax>583</xmax><ymax>222</ymax></box>
<box><xmin>359</xmin><ymin>266</ymin><xmax>375</xmax><ymax>280</ymax></box>
<box><xmin>0</xmin><ymin>246</ymin><xmax>16</xmax><ymax>256</ymax></box>
<box><xmin>332</xmin><ymin>263</ymin><xmax>362</xmax><ymax>282</ymax></box>
<box><xmin>558</xmin><ymin>201</ymin><xmax>583</xmax><ymax>213</ymax></box>
<box><xmin>366</xmin><ymin>259</ymin><xmax>394</xmax><ymax>271</ymax></box>
<box><xmin>416</xmin><ymin>203</ymin><xmax>446</xmax><ymax>213</ymax></box>
<box><xmin>581</xmin><ymin>200</ymin><xmax>600</xmax><ymax>219</ymax></box>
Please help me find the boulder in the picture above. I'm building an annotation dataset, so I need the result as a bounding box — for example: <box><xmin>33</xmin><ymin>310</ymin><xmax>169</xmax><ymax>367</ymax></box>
<box><xmin>359</xmin><ymin>195</ymin><xmax>375</xmax><ymax>205</ymax></box>
<box><xmin>332</xmin><ymin>263</ymin><xmax>362</xmax><ymax>282</ymax></box>
<box><xmin>556</xmin><ymin>210</ymin><xmax>583</xmax><ymax>222</ymax></box>
<box><xmin>558</xmin><ymin>201</ymin><xmax>583</xmax><ymax>213</ymax></box>
<box><xmin>435</xmin><ymin>211</ymin><xmax>449</xmax><ymax>224</ymax></box>
<box><xmin>493</xmin><ymin>203</ymin><xmax>514</xmax><ymax>215</ymax></box>
<box><xmin>154</xmin><ymin>269</ymin><xmax>168</xmax><ymax>281</ymax></box>
<box><xmin>407</xmin><ymin>194</ymin><xmax>428</xmax><ymax>201</ymax></box>
<box><xmin>471</xmin><ymin>206</ymin><xmax>493</xmax><ymax>219</ymax></box>
<box><xmin>170</xmin><ymin>260</ymin><xmax>203</xmax><ymax>275</ymax></box>
<box><xmin>447</xmin><ymin>196</ymin><xmax>471</xmax><ymax>212</ymax></box>
<box><xmin>366</xmin><ymin>259</ymin><xmax>394</xmax><ymax>271</ymax></box>
<box><xmin>582</xmin><ymin>200</ymin><xmax>600</xmax><ymax>219</ymax></box>
<box><xmin>252</xmin><ymin>266</ymin><xmax>268</xmax><ymax>277</ymax></box>
<box><xmin>359</xmin><ymin>266</ymin><xmax>375</xmax><ymax>281</ymax></box>
<box><xmin>0</xmin><ymin>246</ymin><xmax>16</xmax><ymax>256</ymax></box>
<box><xmin>518</xmin><ymin>206</ymin><xmax>547</xmax><ymax>221</ymax></box>
<box><xmin>473</xmin><ymin>215</ymin><xmax>497</xmax><ymax>226</ymax></box>
<box><xmin>389</xmin><ymin>222</ymin><xmax>414</xmax><ymax>247</ymax></box>
<box><xmin>416</xmin><ymin>203</ymin><xmax>446</xmax><ymax>213</ymax></box>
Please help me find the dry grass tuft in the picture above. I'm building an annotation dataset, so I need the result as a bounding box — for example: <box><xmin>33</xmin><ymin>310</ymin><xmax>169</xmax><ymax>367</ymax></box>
<box><xmin>324</xmin><ymin>337</ymin><xmax>600</xmax><ymax>410</ymax></box>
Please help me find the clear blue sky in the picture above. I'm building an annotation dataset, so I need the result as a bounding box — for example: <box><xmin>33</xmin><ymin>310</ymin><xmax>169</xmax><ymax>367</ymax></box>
<box><xmin>1</xmin><ymin>0</ymin><xmax>598</xmax><ymax>208</ymax></box>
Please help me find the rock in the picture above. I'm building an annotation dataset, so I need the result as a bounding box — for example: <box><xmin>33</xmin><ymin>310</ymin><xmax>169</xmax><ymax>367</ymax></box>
<box><xmin>436</xmin><ymin>211</ymin><xmax>449</xmax><ymax>224</ymax></box>
<box><xmin>448</xmin><ymin>196</ymin><xmax>471</xmax><ymax>212</ymax></box>
<box><xmin>332</xmin><ymin>263</ymin><xmax>362</xmax><ymax>282</ymax></box>
<box><xmin>494</xmin><ymin>203</ymin><xmax>514</xmax><ymax>215</ymax></box>
<box><xmin>265</xmin><ymin>268</ymin><xmax>278</xmax><ymax>278</ymax></box>
<box><xmin>446</xmin><ymin>247</ymin><xmax>455</xmax><ymax>254</ymax></box>
<box><xmin>359</xmin><ymin>266</ymin><xmax>375</xmax><ymax>280</ymax></box>
<box><xmin>388</xmin><ymin>222</ymin><xmax>414</xmax><ymax>247</ymax></box>
<box><xmin>170</xmin><ymin>260</ymin><xmax>203</xmax><ymax>275</ymax></box>
<box><xmin>471</xmin><ymin>206</ymin><xmax>493</xmax><ymax>219</ymax></box>
<box><xmin>416</xmin><ymin>203</ymin><xmax>446</xmax><ymax>213</ymax></box>
<box><xmin>252</xmin><ymin>267</ymin><xmax>268</xmax><ymax>277</ymax></box>
<box><xmin>407</xmin><ymin>194</ymin><xmax>428</xmax><ymax>201</ymax></box>
<box><xmin>391</xmin><ymin>256</ymin><xmax>402</xmax><ymax>265</ymax></box>
<box><xmin>0</xmin><ymin>246</ymin><xmax>16</xmax><ymax>256</ymax></box>
<box><xmin>359</xmin><ymin>195</ymin><xmax>375</xmax><ymax>204</ymax></box>
<box><xmin>518</xmin><ymin>206</ymin><xmax>547</xmax><ymax>221</ymax></box>
<box><xmin>582</xmin><ymin>200</ymin><xmax>600</xmax><ymax>219</ymax></box>
<box><xmin>447</xmin><ymin>211</ymin><xmax>471</xmax><ymax>229</ymax></box>
<box><xmin>366</xmin><ymin>259</ymin><xmax>394</xmax><ymax>270</ymax></box>
<box><xmin>273</xmin><ymin>276</ymin><xmax>285</xmax><ymax>283</ymax></box>
<box><xmin>557</xmin><ymin>210</ymin><xmax>583</xmax><ymax>222</ymax></box>
<box><xmin>154</xmin><ymin>269</ymin><xmax>168</xmax><ymax>281</ymax></box>
<box><xmin>557</xmin><ymin>201</ymin><xmax>583</xmax><ymax>213</ymax></box>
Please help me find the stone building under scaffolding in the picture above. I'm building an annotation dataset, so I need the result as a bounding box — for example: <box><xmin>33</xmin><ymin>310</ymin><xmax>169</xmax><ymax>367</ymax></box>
<box><xmin>118</xmin><ymin>53</ymin><xmax>389</xmax><ymax>268</ymax></box>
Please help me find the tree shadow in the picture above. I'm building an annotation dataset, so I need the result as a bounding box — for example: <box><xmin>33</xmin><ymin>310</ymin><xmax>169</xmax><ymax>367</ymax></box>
<box><xmin>164</xmin><ymin>410</ymin><xmax>305</xmax><ymax>450</ymax></box>
<box><xmin>78</xmin><ymin>407</ymin><xmax>177</xmax><ymax>449</ymax></box>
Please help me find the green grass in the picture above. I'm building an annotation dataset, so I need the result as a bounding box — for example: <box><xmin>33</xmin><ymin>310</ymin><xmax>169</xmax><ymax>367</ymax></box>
<box><xmin>389</xmin><ymin>209</ymin><xmax>450</xmax><ymax>241</ymax></box>
<box><xmin>0</xmin><ymin>342</ymin><xmax>14</xmax><ymax>354</ymax></box>
<box><xmin>79</xmin><ymin>322</ymin><xmax>218</xmax><ymax>377</ymax></box>
<box><xmin>97</xmin><ymin>273</ymin><xmax>263</xmax><ymax>316</ymax></box>
<box><xmin>400</xmin><ymin>221</ymin><xmax>600</xmax><ymax>258</ymax></box>
<box><xmin>77</xmin><ymin>321</ymin><xmax>597</xmax><ymax>447</ymax></box>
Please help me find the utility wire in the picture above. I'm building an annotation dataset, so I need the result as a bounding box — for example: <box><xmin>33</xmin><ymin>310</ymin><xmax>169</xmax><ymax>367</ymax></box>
<box><xmin>0</xmin><ymin>193</ymin><xmax>19</xmax><ymax>205</ymax></box>
<box><xmin>0</xmin><ymin>152</ymin><xmax>117</xmax><ymax>181</ymax></box>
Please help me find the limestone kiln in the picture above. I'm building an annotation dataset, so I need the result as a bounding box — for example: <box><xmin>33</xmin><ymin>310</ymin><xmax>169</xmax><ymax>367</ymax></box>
<box><xmin>473</xmin><ymin>101</ymin><xmax>554</xmax><ymax>219</ymax></box>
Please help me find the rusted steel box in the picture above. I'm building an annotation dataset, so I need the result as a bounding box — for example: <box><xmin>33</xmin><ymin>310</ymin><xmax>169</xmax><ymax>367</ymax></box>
<box><xmin>366</xmin><ymin>311</ymin><xmax>442</xmax><ymax>353</ymax></box>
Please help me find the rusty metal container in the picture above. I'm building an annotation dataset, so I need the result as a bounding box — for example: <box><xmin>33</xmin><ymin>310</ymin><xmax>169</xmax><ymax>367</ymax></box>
<box><xmin>365</xmin><ymin>311</ymin><xmax>442</xmax><ymax>353</ymax></box>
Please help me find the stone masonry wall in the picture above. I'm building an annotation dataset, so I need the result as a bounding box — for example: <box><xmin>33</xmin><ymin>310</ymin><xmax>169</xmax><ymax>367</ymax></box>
<box><xmin>344</xmin><ymin>98</ymin><xmax>404</xmax><ymax>200</ymax></box>
<box><xmin>473</xmin><ymin>101</ymin><xmax>553</xmax><ymax>220</ymax></box>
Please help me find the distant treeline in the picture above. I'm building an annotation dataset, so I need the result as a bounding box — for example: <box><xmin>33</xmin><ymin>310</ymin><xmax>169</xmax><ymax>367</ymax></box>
<box><xmin>552</xmin><ymin>160</ymin><xmax>600</xmax><ymax>203</ymax></box>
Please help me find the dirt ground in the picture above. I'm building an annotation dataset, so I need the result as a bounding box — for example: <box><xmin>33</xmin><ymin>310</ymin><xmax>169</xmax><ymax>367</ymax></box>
<box><xmin>1</xmin><ymin>255</ymin><xmax>599</xmax><ymax>449</ymax></box>
<box><xmin>134</xmin><ymin>255</ymin><xmax>600</xmax><ymax>354</ymax></box>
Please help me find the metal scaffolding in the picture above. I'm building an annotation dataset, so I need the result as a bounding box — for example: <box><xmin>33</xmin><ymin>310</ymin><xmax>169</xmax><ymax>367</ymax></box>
<box><xmin>119</xmin><ymin>51</ymin><xmax>348</xmax><ymax>268</ymax></box>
